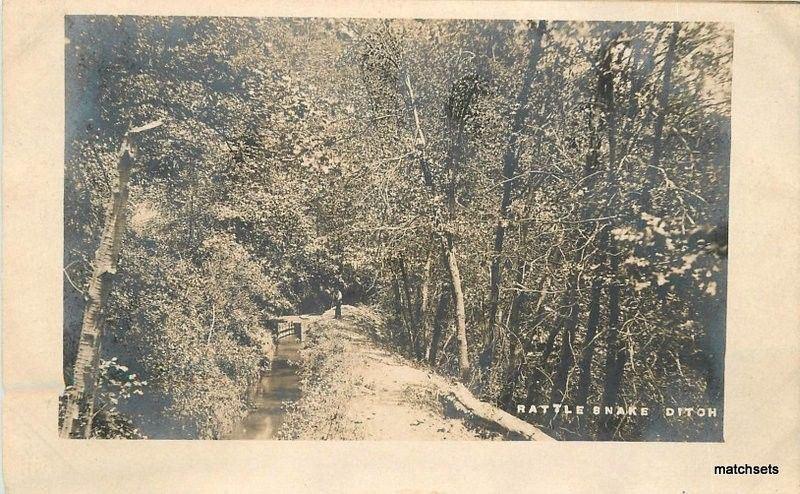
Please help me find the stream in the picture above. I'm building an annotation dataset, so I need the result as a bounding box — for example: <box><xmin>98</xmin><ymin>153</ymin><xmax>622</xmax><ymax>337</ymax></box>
<box><xmin>223</xmin><ymin>337</ymin><xmax>301</xmax><ymax>440</ymax></box>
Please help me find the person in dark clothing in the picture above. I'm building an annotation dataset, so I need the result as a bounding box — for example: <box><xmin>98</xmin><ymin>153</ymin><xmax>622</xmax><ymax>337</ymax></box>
<box><xmin>334</xmin><ymin>288</ymin><xmax>343</xmax><ymax>319</ymax></box>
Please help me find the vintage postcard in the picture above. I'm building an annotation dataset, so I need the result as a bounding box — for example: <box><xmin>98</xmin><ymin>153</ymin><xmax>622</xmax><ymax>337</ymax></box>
<box><xmin>4</xmin><ymin>1</ymin><xmax>799</xmax><ymax>492</ymax></box>
<box><xmin>60</xmin><ymin>15</ymin><xmax>730</xmax><ymax>443</ymax></box>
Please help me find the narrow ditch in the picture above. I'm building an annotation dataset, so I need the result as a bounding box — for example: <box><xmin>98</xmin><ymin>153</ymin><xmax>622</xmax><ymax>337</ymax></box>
<box><xmin>223</xmin><ymin>337</ymin><xmax>302</xmax><ymax>440</ymax></box>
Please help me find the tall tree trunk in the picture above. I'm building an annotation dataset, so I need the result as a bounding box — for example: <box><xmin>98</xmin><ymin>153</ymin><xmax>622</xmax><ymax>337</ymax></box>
<box><xmin>502</xmin><ymin>269</ymin><xmax>549</xmax><ymax>408</ymax></box>
<box><xmin>594</xmin><ymin>33</ymin><xmax>631</xmax><ymax>439</ymax></box>
<box><xmin>397</xmin><ymin>256</ymin><xmax>419</xmax><ymax>356</ymax></box>
<box><xmin>60</xmin><ymin>121</ymin><xmax>161</xmax><ymax>438</ymax></box>
<box><xmin>418</xmin><ymin>252</ymin><xmax>433</xmax><ymax>320</ymax></box>
<box><xmin>641</xmin><ymin>23</ymin><xmax>680</xmax><ymax>214</ymax></box>
<box><xmin>429</xmin><ymin>285</ymin><xmax>451</xmax><ymax>366</ymax></box>
<box><xmin>415</xmin><ymin>253</ymin><xmax>433</xmax><ymax>359</ymax></box>
<box><xmin>576</xmin><ymin>265</ymin><xmax>604</xmax><ymax>436</ymax></box>
<box><xmin>599</xmin><ymin>254</ymin><xmax>623</xmax><ymax>439</ymax></box>
<box><xmin>443</xmin><ymin>236</ymin><xmax>470</xmax><ymax>379</ymax></box>
<box><xmin>485</xmin><ymin>20</ymin><xmax>547</xmax><ymax>366</ymax></box>
<box><xmin>498</xmin><ymin>255</ymin><xmax>557</xmax><ymax>410</ymax></box>
<box><xmin>403</xmin><ymin>67</ymin><xmax>473</xmax><ymax>379</ymax></box>
<box><xmin>598</xmin><ymin>23</ymin><xmax>681</xmax><ymax>440</ymax></box>
<box><xmin>439</xmin><ymin>64</ymin><xmax>484</xmax><ymax>382</ymax></box>
<box><xmin>577</xmin><ymin>272</ymin><xmax>604</xmax><ymax>406</ymax></box>
<box><xmin>525</xmin><ymin>264</ymin><xmax>578</xmax><ymax>408</ymax></box>
<box><xmin>496</xmin><ymin>262</ymin><xmax>528</xmax><ymax>408</ymax></box>
<box><xmin>549</xmin><ymin>283</ymin><xmax>580</xmax><ymax>406</ymax></box>
<box><xmin>541</xmin><ymin>289</ymin><xmax>569</xmax><ymax>361</ymax></box>
<box><xmin>541</xmin><ymin>79</ymin><xmax>604</xmax><ymax>413</ymax></box>
<box><xmin>390</xmin><ymin>272</ymin><xmax>409</xmax><ymax>349</ymax></box>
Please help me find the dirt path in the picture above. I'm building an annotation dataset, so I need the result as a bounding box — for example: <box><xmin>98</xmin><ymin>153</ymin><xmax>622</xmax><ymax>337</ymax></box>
<box><xmin>279</xmin><ymin>306</ymin><xmax>552</xmax><ymax>441</ymax></box>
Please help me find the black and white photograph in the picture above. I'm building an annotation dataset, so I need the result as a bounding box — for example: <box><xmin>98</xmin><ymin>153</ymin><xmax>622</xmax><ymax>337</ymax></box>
<box><xmin>60</xmin><ymin>15</ymin><xmax>732</xmax><ymax>442</ymax></box>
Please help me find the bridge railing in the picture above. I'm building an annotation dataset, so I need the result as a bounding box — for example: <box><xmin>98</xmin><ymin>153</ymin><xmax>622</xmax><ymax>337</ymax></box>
<box><xmin>268</xmin><ymin>318</ymin><xmax>303</xmax><ymax>342</ymax></box>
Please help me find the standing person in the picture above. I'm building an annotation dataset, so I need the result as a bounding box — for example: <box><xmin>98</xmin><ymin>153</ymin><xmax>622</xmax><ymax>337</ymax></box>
<box><xmin>334</xmin><ymin>288</ymin><xmax>343</xmax><ymax>319</ymax></box>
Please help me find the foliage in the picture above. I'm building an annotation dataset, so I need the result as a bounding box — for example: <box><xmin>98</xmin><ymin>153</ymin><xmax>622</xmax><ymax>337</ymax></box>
<box><xmin>65</xmin><ymin>17</ymin><xmax>731</xmax><ymax>441</ymax></box>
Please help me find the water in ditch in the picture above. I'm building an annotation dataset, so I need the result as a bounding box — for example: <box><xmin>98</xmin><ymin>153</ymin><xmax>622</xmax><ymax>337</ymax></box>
<box><xmin>223</xmin><ymin>337</ymin><xmax>301</xmax><ymax>440</ymax></box>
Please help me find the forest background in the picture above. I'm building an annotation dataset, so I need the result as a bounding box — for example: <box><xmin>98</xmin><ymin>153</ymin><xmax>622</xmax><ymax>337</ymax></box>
<box><xmin>63</xmin><ymin>16</ymin><xmax>731</xmax><ymax>440</ymax></box>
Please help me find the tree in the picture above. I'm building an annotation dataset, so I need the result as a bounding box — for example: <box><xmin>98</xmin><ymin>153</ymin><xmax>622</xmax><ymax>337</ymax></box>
<box><xmin>61</xmin><ymin>120</ymin><xmax>162</xmax><ymax>438</ymax></box>
<box><xmin>484</xmin><ymin>20</ymin><xmax>547</xmax><ymax>369</ymax></box>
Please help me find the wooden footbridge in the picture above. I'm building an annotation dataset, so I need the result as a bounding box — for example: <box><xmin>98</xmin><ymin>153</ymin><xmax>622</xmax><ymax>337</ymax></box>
<box><xmin>268</xmin><ymin>315</ymin><xmax>311</xmax><ymax>342</ymax></box>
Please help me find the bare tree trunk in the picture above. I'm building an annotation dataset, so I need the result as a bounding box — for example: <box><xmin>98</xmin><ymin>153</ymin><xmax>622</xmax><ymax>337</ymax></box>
<box><xmin>397</xmin><ymin>257</ymin><xmax>419</xmax><ymax>356</ymax></box>
<box><xmin>599</xmin><ymin>23</ymin><xmax>681</xmax><ymax>441</ymax></box>
<box><xmin>542</xmin><ymin>289</ymin><xmax>569</xmax><ymax>361</ymax></box>
<box><xmin>443</xmin><ymin>236</ymin><xmax>470</xmax><ymax>380</ymax></box>
<box><xmin>545</xmin><ymin>39</ymin><xmax>634</xmax><ymax>425</ymax></box>
<box><xmin>404</xmin><ymin>56</ymin><xmax>479</xmax><ymax>381</ymax></box>
<box><xmin>485</xmin><ymin>21</ymin><xmax>547</xmax><ymax>365</ymax></box>
<box><xmin>506</xmin><ymin>264</ymin><xmax>530</xmax><ymax>342</ymax></box>
<box><xmin>402</xmin><ymin>68</ymin><xmax>472</xmax><ymax>375</ymax></box>
<box><xmin>525</xmin><ymin>274</ymin><xmax>552</xmax><ymax>352</ymax></box>
<box><xmin>497</xmin><ymin>263</ymin><xmax>530</xmax><ymax>408</ymax></box>
<box><xmin>418</xmin><ymin>252</ymin><xmax>433</xmax><ymax>316</ymax></box>
<box><xmin>577</xmin><ymin>276</ymin><xmax>603</xmax><ymax>406</ymax></box>
<box><xmin>524</xmin><ymin>270</ymin><xmax>576</xmax><ymax>408</ymax></box>
<box><xmin>594</xmin><ymin>32</ymin><xmax>635</xmax><ymax>439</ymax></box>
<box><xmin>576</xmin><ymin>269</ymin><xmax>604</xmax><ymax>436</ymax></box>
<box><xmin>428</xmin><ymin>286</ymin><xmax>451</xmax><ymax>366</ymax></box>
<box><xmin>599</xmin><ymin>254</ymin><xmax>623</xmax><ymax>439</ymax></box>
<box><xmin>390</xmin><ymin>272</ymin><xmax>409</xmax><ymax>348</ymax></box>
<box><xmin>549</xmin><ymin>286</ymin><xmax>580</xmax><ymax>406</ymax></box>
<box><xmin>60</xmin><ymin>121</ymin><xmax>161</xmax><ymax>438</ymax></box>
<box><xmin>416</xmin><ymin>252</ymin><xmax>433</xmax><ymax>356</ymax></box>
<box><xmin>641</xmin><ymin>23</ymin><xmax>681</xmax><ymax>214</ymax></box>
<box><xmin>439</xmin><ymin>75</ymin><xmax>481</xmax><ymax>382</ymax></box>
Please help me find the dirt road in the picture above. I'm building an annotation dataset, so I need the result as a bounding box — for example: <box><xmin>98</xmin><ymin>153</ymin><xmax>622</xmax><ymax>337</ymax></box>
<box><xmin>279</xmin><ymin>306</ymin><xmax>552</xmax><ymax>441</ymax></box>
